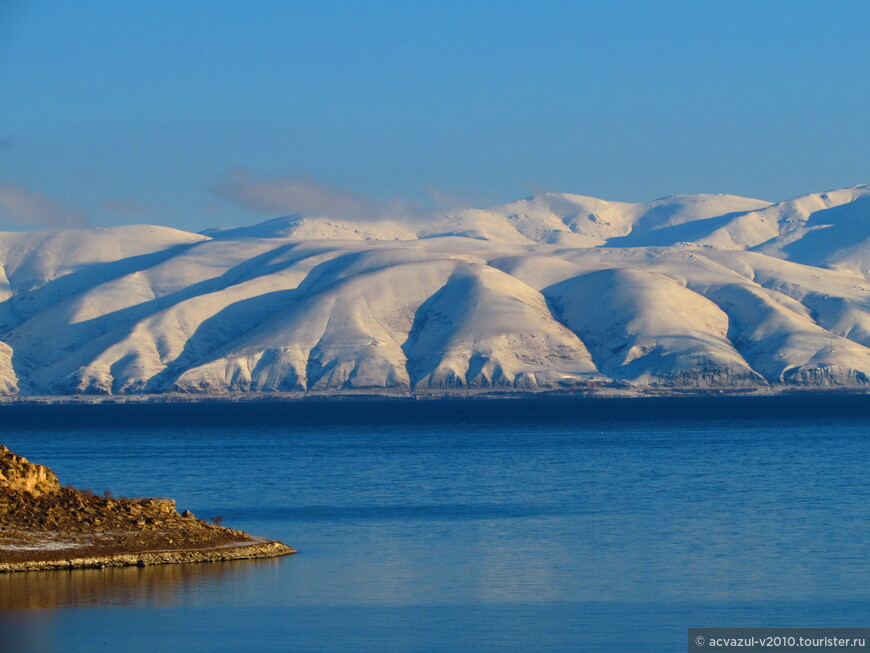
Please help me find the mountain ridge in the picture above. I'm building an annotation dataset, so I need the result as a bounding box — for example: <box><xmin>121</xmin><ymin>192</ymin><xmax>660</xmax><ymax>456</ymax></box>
<box><xmin>2</xmin><ymin>185</ymin><xmax>870</xmax><ymax>396</ymax></box>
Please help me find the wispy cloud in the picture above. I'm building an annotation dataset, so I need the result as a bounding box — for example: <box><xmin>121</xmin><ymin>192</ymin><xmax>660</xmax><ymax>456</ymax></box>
<box><xmin>212</xmin><ymin>168</ymin><xmax>425</xmax><ymax>221</ymax></box>
<box><xmin>422</xmin><ymin>185</ymin><xmax>480</xmax><ymax>212</ymax></box>
<box><xmin>96</xmin><ymin>198</ymin><xmax>155</xmax><ymax>217</ymax></box>
<box><xmin>0</xmin><ymin>183</ymin><xmax>89</xmax><ymax>228</ymax></box>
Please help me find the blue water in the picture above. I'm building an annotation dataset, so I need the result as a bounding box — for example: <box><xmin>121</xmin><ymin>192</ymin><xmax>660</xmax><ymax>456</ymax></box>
<box><xmin>0</xmin><ymin>396</ymin><xmax>868</xmax><ymax>652</ymax></box>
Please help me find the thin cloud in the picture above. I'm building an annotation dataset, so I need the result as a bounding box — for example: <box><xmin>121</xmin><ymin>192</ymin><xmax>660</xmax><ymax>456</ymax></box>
<box><xmin>0</xmin><ymin>183</ymin><xmax>89</xmax><ymax>228</ymax></box>
<box><xmin>97</xmin><ymin>198</ymin><xmax>154</xmax><ymax>217</ymax></box>
<box><xmin>423</xmin><ymin>185</ymin><xmax>478</xmax><ymax>212</ymax></box>
<box><xmin>212</xmin><ymin>168</ymin><xmax>426</xmax><ymax>222</ymax></box>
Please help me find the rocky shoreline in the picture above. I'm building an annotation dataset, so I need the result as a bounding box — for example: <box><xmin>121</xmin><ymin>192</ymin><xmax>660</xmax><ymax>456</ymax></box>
<box><xmin>0</xmin><ymin>538</ymin><xmax>294</xmax><ymax>573</ymax></box>
<box><xmin>0</xmin><ymin>445</ymin><xmax>295</xmax><ymax>573</ymax></box>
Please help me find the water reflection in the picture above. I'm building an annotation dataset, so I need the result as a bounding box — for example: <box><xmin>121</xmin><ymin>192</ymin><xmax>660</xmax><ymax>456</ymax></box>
<box><xmin>0</xmin><ymin>558</ymin><xmax>284</xmax><ymax>611</ymax></box>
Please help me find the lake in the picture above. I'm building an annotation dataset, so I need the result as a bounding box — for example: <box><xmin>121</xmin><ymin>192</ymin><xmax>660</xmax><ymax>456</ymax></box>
<box><xmin>0</xmin><ymin>395</ymin><xmax>868</xmax><ymax>652</ymax></box>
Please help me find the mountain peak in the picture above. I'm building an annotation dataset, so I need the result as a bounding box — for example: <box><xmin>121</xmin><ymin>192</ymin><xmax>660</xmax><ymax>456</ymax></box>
<box><xmin>3</xmin><ymin>185</ymin><xmax>870</xmax><ymax>397</ymax></box>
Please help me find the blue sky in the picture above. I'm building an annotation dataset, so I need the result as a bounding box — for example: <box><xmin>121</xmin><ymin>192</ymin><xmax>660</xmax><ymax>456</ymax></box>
<box><xmin>1</xmin><ymin>0</ymin><xmax>868</xmax><ymax>231</ymax></box>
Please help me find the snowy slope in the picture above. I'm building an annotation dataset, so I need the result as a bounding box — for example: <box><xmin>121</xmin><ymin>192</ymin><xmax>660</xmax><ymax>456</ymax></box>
<box><xmin>0</xmin><ymin>340</ymin><xmax>17</xmax><ymax>394</ymax></box>
<box><xmin>1</xmin><ymin>185</ymin><xmax>870</xmax><ymax>396</ymax></box>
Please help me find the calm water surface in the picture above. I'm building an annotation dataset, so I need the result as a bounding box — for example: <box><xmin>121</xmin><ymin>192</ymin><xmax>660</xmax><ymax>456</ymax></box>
<box><xmin>0</xmin><ymin>396</ymin><xmax>868</xmax><ymax>652</ymax></box>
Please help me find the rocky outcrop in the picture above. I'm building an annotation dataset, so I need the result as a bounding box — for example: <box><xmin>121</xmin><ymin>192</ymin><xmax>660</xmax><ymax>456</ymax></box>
<box><xmin>0</xmin><ymin>445</ymin><xmax>294</xmax><ymax>572</ymax></box>
<box><xmin>0</xmin><ymin>445</ymin><xmax>61</xmax><ymax>497</ymax></box>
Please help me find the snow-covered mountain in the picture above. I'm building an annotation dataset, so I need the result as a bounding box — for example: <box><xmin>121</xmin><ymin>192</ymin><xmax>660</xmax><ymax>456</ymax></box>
<box><xmin>2</xmin><ymin>185</ymin><xmax>870</xmax><ymax>396</ymax></box>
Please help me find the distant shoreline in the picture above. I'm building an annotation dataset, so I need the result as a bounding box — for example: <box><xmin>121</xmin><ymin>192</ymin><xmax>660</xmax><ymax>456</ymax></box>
<box><xmin>1</xmin><ymin>385</ymin><xmax>869</xmax><ymax>405</ymax></box>
<box><xmin>3</xmin><ymin>391</ymin><xmax>869</xmax><ymax>431</ymax></box>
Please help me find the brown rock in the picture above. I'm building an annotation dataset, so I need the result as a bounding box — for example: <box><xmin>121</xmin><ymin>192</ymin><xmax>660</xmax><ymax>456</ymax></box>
<box><xmin>0</xmin><ymin>445</ymin><xmax>62</xmax><ymax>497</ymax></box>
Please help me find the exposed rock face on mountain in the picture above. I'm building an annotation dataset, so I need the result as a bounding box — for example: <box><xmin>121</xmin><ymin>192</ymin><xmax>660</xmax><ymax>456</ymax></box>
<box><xmin>0</xmin><ymin>445</ymin><xmax>294</xmax><ymax>572</ymax></box>
<box><xmin>1</xmin><ymin>185</ymin><xmax>870</xmax><ymax>396</ymax></box>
